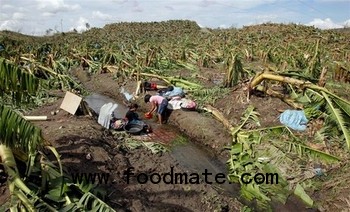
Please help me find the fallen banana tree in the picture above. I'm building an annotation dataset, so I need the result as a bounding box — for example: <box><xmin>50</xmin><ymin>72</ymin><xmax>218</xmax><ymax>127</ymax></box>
<box><xmin>248</xmin><ymin>72</ymin><xmax>350</xmax><ymax>149</ymax></box>
<box><xmin>18</xmin><ymin>56</ymin><xmax>83</xmax><ymax>92</ymax></box>
<box><xmin>132</xmin><ymin>72</ymin><xmax>203</xmax><ymax>91</ymax></box>
<box><xmin>0</xmin><ymin>59</ymin><xmax>115</xmax><ymax>211</ymax></box>
<box><xmin>201</xmin><ymin>101</ymin><xmax>342</xmax><ymax>210</ymax></box>
<box><xmin>201</xmin><ymin>105</ymin><xmax>233</xmax><ymax>130</ymax></box>
<box><xmin>0</xmin><ymin>105</ymin><xmax>116</xmax><ymax>212</ymax></box>
<box><xmin>226</xmin><ymin>106</ymin><xmax>340</xmax><ymax>211</ymax></box>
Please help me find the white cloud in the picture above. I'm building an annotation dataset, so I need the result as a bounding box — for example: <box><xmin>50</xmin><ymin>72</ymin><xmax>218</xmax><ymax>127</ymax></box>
<box><xmin>0</xmin><ymin>3</ymin><xmax>24</xmax><ymax>28</ymax></box>
<box><xmin>92</xmin><ymin>11</ymin><xmax>113</xmax><ymax>21</ymax></box>
<box><xmin>254</xmin><ymin>14</ymin><xmax>279</xmax><ymax>24</ymax></box>
<box><xmin>13</xmin><ymin>12</ymin><xmax>25</xmax><ymax>20</ymax></box>
<box><xmin>111</xmin><ymin>0</ymin><xmax>128</xmax><ymax>3</ymax></box>
<box><xmin>36</xmin><ymin>0</ymin><xmax>80</xmax><ymax>13</ymax></box>
<box><xmin>306</xmin><ymin>18</ymin><xmax>345</xmax><ymax>29</ymax></box>
<box><xmin>343</xmin><ymin>19</ymin><xmax>350</xmax><ymax>28</ymax></box>
<box><xmin>0</xmin><ymin>20</ymin><xmax>20</xmax><ymax>32</ymax></box>
<box><xmin>1</xmin><ymin>4</ymin><xmax>14</xmax><ymax>9</ymax></box>
<box><xmin>219</xmin><ymin>24</ymin><xmax>228</xmax><ymax>29</ymax></box>
<box><xmin>70</xmin><ymin>17</ymin><xmax>90</xmax><ymax>32</ymax></box>
<box><xmin>202</xmin><ymin>0</ymin><xmax>278</xmax><ymax>9</ymax></box>
<box><xmin>0</xmin><ymin>13</ymin><xmax>10</xmax><ymax>20</ymax></box>
<box><xmin>42</xmin><ymin>12</ymin><xmax>55</xmax><ymax>17</ymax></box>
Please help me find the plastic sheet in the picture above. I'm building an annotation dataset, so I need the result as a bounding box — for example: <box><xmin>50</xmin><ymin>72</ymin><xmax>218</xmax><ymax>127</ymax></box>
<box><xmin>97</xmin><ymin>102</ymin><xmax>118</xmax><ymax>129</ymax></box>
<box><xmin>279</xmin><ymin>110</ymin><xmax>308</xmax><ymax>131</ymax></box>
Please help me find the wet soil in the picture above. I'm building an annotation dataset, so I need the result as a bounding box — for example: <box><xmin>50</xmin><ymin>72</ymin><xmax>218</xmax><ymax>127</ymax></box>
<box><xmin>66</xmin><ymin>68</ymin><xmax>315</xmax><ymax>211</ymax></box>
<box><xmin>0</xmin><ymin>66</ymin><xmax>339</xmax><ymax>211</ymax></box>
<box><xmin>22</xmin><ymin>97</ymin><xmax>243</xmax><ymax>211</ymax></box>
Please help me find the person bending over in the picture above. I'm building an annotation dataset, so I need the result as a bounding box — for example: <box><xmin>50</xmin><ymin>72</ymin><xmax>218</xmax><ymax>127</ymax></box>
<box><xmin>125</xmin><ymin>103</ymin><xmax>140</xmax><ymax>123</ymax></box>
<box><xmin>125</xmin><ymin>103</ymin><xmax>152</xmax><ymax>133</ymax></box>
<box><xmin>144</xmin><ymin>94</ymin><xmax>168</xmax><ymax>124</ymax></box>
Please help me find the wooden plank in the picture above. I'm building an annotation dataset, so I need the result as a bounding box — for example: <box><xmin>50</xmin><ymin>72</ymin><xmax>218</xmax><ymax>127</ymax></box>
<box><xmin>23</xmin><ymin>116</ymin><xmax>48</xmax><ymax>121</ymax></box>
<box><xmin>60</xmin><ymin>91</ymin><xmax>82</xmax><ymax>115</ymax></box>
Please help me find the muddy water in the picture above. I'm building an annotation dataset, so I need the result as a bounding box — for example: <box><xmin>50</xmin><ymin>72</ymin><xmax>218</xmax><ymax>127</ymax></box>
<box><xmin>84</xmin><ymin>93</ymin><xmax>313</xmax><ymax>212</ymax></box>
<box><xmin>171</xmin><ymin>141</ymin><xmax>240</xmax><ymax>196</ymax></box>
<box><xmin>170</xmin><ymin>140</ymin><xmax>316</xmax><ymax>212</ymax></box>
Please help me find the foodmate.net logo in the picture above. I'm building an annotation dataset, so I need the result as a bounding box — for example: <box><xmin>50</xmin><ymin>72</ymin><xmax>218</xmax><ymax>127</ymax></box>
<box><xmin>70</xmin><ymin>166</ymin><xmax>279</xmax><ymax>185</ymax></box>
<box><xmin>123</xmin><ymin>166</ymin><xmax>279</xmax><ymax>185</ymax></box>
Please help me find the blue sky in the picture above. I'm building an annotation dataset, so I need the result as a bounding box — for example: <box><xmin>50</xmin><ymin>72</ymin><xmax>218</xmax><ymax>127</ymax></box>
<box><xmin>0</xmin><ymin>0</ymin><xmax>349</xmax><ymax>36</ymax></box>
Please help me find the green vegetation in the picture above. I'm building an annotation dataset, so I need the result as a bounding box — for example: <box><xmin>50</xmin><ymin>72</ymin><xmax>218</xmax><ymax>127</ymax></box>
<box><xmin>0</xmin><ymin>59</ymin><xmax>115</xmax><ymax>211</ymax></box>
<box><xmin>0</xmin><ymin>20</ymin><xmax>349</xmax><ymax>211</ymax></box>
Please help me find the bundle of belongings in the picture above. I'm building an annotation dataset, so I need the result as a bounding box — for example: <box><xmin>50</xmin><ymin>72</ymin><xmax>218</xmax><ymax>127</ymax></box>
<box><xmin>166</xmin><ymin>98</ymin><xmax>196</xmax><ymax>110</ymax></box>
<box><xmin>143</xmin><ymin>81</ymin><xmax>159</xmax><ymax>91</ymax></box>
<box><xmin>110</xmin><ymin>118</ymin><xmax>127</xmax><ymax>130</ymax></box>
<box><xmin>158</xmin><ymin>86</ymin><xmax>185</xmax><ymax>99</ymax></box>
<box><xmin>157</xmin><ymin>85</ymin><xmax>196</xmax><ymax>111</ymax></box>
<box><xmin>143</xmin><ymin>81</ymin><xmax>197</xmax><ymax>111</ymax></box>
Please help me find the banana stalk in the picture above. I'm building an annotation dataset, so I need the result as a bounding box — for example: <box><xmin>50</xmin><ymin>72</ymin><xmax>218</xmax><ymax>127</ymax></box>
<box><xmin>254</xmin><ymin>86</ymin><xmax>304</xmax><ymax>109</ymax></box>
<box><xmin>201</xmin><ymin>105</ymin><xmax>233</xmax><ymax>130</ymax></box>
<box><xmin>249</xmin><ymin>72</ymin><xmax>350</xmax><ymax>149</ymax></box>
<box><xmin>249</xmin><ymin>72</ymin><xmax>350</xmax><ymax>105</ymax></box>
<box><xmin>0</xmin><ymin>144</ymin><xmax>56</xmax><ymax>212</ymax></box>
<box><xmin>20</xmin><ymin>56</ymin><xmax>59</xmax><ymax>76</ymax></box>
<box><xmin>134</xmin><ymin>72</ymin><xmax>202</xmax><ymax>90</ymax></box>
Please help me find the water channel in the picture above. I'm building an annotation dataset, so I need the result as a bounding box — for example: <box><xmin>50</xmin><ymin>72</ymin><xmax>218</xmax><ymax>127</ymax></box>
<box><xmin>84</xmin><ymin>92</ymin><xmax>313</xmax><ymax>212</ymax></box>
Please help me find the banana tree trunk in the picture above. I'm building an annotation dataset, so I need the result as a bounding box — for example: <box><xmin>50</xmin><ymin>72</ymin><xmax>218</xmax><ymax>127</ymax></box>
<box><xmin>0</xmin><ymin>144</ymin><xmax>19</xmax><ymax>174</ymax></box>
<box><xmin>202</xmin><ymin>105</ymin><xmax>233</xmax><ymax>130</ymax></box>
<box><xmin>249</xmin><ymin>72</ymin><xmax>311</xmax><ymax>89</ymax></box>
<box><xmin>254</xmin><ymin>86</ymin><xmax>304</xmax><ymax>109</ymax></box>
<box><xmin>0</xmin><ymin>144</ymin><xmax>35</xmax><ymax>211</ymax></box>
<box><xmin>249</xmin><ymin>72</ymin><xmax>350</xmax><ymax>105</ymax></box>
<box><xmin>0</xmin><ymin>144</ymin><xmax>55</xmax><ymax>212</ymax></box>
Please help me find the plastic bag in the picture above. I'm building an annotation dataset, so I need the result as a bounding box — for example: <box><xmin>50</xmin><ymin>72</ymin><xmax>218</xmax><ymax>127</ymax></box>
<box><xmin>279</xmin><ymin>110</ymin><xmax>308</xmax><ymax>131</ymax></box>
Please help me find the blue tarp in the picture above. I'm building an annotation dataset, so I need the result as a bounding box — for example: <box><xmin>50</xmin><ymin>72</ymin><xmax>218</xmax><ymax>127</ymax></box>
<box><xmin>279</xmin><ymin>110</ymin><xmax>308</xmax><ymax>131</ymax></box>
<box><xmin>162</xmin><ymin>87</ymin><xmax>184</xmax><ymax>98</ymax></box>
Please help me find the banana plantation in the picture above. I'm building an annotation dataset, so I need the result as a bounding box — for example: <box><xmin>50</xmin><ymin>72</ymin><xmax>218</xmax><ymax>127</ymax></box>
<box><xmin>0</xmin><ymin>20</ymin><xmax>350</xmax><ymax>211</ymax></box>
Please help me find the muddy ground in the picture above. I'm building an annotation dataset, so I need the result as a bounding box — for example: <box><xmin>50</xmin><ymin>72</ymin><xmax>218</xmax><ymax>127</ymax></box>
<box><xmin>0</xmin><ymin>67</ymin><xmax>347</xmax><ymax>211</ymax></box>
<box><xmin>23</xmin><ymin>97</ymin><xmax>243</xmax><ymax>211</ymax></box>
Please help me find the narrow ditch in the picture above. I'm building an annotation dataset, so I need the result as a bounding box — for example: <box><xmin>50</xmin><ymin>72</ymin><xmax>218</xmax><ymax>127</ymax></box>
<box><xmin>84</xmin><ymin>92</ymin><xmax>315</xmax><ymax>212</ymax></box>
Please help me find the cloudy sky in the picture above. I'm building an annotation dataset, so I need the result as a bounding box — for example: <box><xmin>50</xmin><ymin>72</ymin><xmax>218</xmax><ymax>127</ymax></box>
<box><xmin>0</xmin><ymin>0</ymin><xmax>349</xmax><ymax>36</ymax></box>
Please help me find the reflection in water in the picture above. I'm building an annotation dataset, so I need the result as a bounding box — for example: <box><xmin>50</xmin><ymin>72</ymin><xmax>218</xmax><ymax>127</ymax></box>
<box><xmin>84</xmin><ymin>93</ymin><xmax>128</xmax><ymax>118</ymax></box>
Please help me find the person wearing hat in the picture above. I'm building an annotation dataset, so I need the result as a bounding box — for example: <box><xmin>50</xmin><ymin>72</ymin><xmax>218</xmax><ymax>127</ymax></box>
<box><xmin>144</xmin><ymin>94</ymin><xmax>168</xmax><ymax>124</ymax></box>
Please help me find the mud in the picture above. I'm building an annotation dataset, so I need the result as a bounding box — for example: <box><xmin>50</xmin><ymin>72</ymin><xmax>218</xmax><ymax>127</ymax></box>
<box><xmin>0</xmin><ymin>67</ymin><xmax>318</xmax><ymax>211</ymax></box>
